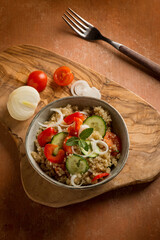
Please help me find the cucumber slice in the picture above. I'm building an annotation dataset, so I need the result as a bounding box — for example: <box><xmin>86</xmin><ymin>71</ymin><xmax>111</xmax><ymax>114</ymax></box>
<box><xmin>83</xmin><ymin>115</ymin><xmax>106</xmax><ymax>137</ymax></box>
<box><xmin>51</xmin><ymin>132</ymin><xmax>68</xmax><ymax>155</ymax></box>
<box><xmin>66</xmin><ymin>154</ymin><xmax>89</xmax><ymax>174</ymax></box>
<box><xmin>81</xmin><ymin>141</ymin><xmax>99</xmax><ymax>158</ymax></box>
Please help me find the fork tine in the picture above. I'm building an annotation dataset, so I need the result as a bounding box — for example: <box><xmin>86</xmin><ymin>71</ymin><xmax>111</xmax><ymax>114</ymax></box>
<box><xmin>62</xmin><ymin>16</ymin><xmax>84</xmax><ymax>37</ymax></box>
<box><xmin>66</xmin><ymin>10</ymin><xmax>88</xmax><ymax>30</ymax></box>
<box><xmin>68</xmin><ymin>8</ymin><xmax>93</xmax><ymax>27</ymax></box>
<box><xmin>64</xmin><ymin>13</ymin><xmax>85</xmax><ymax>33</ymax></box>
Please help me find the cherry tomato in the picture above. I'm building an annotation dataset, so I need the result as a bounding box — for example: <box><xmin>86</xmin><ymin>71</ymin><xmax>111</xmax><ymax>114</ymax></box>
<box><xmin>44</xmin><ymin>144</ymin><xmax>65</xmax><ymax>163</ymax></box>
<box><xmin>63</xmin><ymin>136</ymin><xmax>73</xmax><ymax>154</ymax></box>
<box><xmin>104</xmin><ymin>132</ymin><xmax>121</xmax><ymax>156</ymax></box>
<box><xmin>68</xmin><ymin>117</ymin><xmax>83</xmax><ymax>136</ymax></box>
<box><xmin>37</xmin><ymin>127</ymin><xmax>57</xmax><ymax>147</ymax></box>
<box><xmin>27</xmin><ymin>70</ymin><xmax>47</xmax><ymax>92</ymax></box>
<box><xmin>92</xmin><ymin>173</ymin><xmax>109</xmax><ymax>182</ymax></box>
<box><xmin>53</xmin><ymin>66</ymin><xmax>74</xmax><ymax>86</ymax></box>
<box><xmin>64</xmin><ymin>112</ymin><xmax>85</xmax><ymax>124</ymax></box>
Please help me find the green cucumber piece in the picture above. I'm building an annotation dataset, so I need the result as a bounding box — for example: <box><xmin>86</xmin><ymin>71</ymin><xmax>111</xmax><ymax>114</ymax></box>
<box><xmin>83</xmin><ymin>115</ymin><xmax>106</xmax><ymax>137</ymax></box>
<box><xmin>66</xmin><ymin>154</ymin><xmax>89</xmax><ymax>174</ymax></box>
<box><xmin>81</xmin><ymin>141</ymin><xmax>99</xmax><ymax>158</ymax></box>
<box><xmin>51</xmin><ymin>132</ymin><xmax>68</xmax><ymax>155</ymax></box>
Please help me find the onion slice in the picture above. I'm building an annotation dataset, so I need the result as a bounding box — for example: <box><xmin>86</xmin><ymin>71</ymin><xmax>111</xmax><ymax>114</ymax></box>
<box><xmin>71</xmin><ymin>80</ymin><xmax>89</xmax><ymax>96</ymax></box>
<box><xmin>59</xmin><ymin>122</ymin><xmax>74</xmax><ymax>127</ymax></box>
<box><xmin>38</xmin><ymin>108</ymin><xmax>64</xmax><ymax>128</ymax></box>
<box><xmin>91</xmin><ymin>87</ymin><xmax>101</xmax><ymax>99</ymax></box>
<box><xmin>7</xmin><ymin>86</ymin><xmax>40</xmax><ymax>121</ymax></box>
<box><xmin>50</xmin><ymin>108</ymin><xmax>63</xmax><ymax>125</ymax></box>
<box><xmin>57</xmin><ymin>126</ymin><xmax>62</xmax><ymax>133</ymax></box>
<box><xmin>71</xmin><ymin>80</ymin><xmax>101</xmax><ymax>99</ymax></box>
<box><xmin>90</xmin><ymin>139</ymin><xmax>109</xmax><ymax>155</ymax></box>
<box><xmin>70</xmin><ymin>175</ymin><xmax>82</xmax><ymax>187</ymax></box>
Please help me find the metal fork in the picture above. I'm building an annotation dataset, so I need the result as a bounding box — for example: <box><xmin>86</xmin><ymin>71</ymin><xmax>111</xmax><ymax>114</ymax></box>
<box><xmin>62</xmin><ymin>8</ymin><xmax>160</xmax><ymax>77</ymax></box>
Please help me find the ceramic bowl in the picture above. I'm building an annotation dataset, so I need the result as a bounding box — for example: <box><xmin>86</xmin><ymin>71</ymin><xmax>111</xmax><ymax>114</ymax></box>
<box><xmin>25</xmin><ymin>96</ymin><xmax>129</xmax><ymax>189</ymax></box>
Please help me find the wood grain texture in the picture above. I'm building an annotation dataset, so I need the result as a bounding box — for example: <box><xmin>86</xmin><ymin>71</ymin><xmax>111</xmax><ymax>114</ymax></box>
<box><xmin>0</xmin><ymin>45</ymin><xmax>159</xmax><ymax>207</ymax></box>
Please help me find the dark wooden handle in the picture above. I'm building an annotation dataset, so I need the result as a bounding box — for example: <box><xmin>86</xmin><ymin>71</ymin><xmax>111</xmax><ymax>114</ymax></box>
<box><xmin>119</xmin><ymin>45</ymin><xmax>160</xmax><ymax>77</ymax></box>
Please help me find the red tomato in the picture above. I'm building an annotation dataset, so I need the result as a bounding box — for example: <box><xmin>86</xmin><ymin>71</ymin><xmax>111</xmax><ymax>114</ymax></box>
<box><xmin>68</xmin><ymin>117</ymin><xmax>83</xmax><ymax>136</ymax></box>
<box><xmin>37</xmin><ymin>127</ymin><xmax>57</xmax><ymax>147</ymax></box>
<box><xmin>92</xmin><ymin>173</ymin><xmax>109</xmax><ymax>182</ymax></box>
<box><xmin>53</xmin><ymin>66</ymin><xmax>74</xmax><ymax>86</ymax></box>
<box><xmin>27</xmin><ymin>70</ymin><xmax>47</xmax><ymax>92</ymax></box>
<box><xmin>104</xmin><ymin>132</ymin><xmax>121</xmax><ymax>156</ymax></box>
<box><xmin>63</xmin><ymin>136</ymin><xmax>73</xmax><ymax>154</ymax></box>
<box><xmin>44</xmin><ymin>144</ymin><xmax>65</xmax><ymax>163</ymax></box>
<box><xmin>64</xmin><ymin>112</ymin><xmax>85</xmax><ymax>124</ymax></box>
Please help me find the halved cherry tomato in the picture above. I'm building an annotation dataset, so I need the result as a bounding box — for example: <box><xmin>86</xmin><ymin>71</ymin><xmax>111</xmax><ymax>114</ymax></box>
<box><xmin>27</xmin><ymin>70</ymin><xmax>47</xmax><ymax>92</ymax></box>
<box><xmin>63</xmin><ymin>136</ymin><xmax>73</xmax><ymax>154</ymax></box>
<box><xmin>92</xmin><ymin>173</ymin><xmax>109</xmax><ymax>182</ymax></box>
<box><xmin>53</xmin><ymin>66</ymin><xmax>74</xmax><ymax>86</ymax></box>
<box><xmin>44</xmin><ymin>144</ymin><xmax>65</xmax><ymax>163</ymax></box>
<box><xmin>104</xmin><ymin>132</ymin><xmax>121</xmax><ymax>156</ymax></box>
<box><xmin>37</xmin><ymin>127</ymin><xmax>57</xmax><ymax>147</ymax></box>
<box><xmin>68</xmin><ymin>117</ymin><xmax>83</xmax><ymax>136</ymax></box>
<box><xmin>64</xmin><ymin>112</ymin><xmax>85</xmax><ymax>124</ymax></box>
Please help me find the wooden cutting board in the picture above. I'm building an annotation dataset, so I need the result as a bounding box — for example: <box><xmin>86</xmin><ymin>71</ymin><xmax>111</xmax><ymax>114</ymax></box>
<box><xmin>0</xmin><ymin>45</ymin><xmax>159</xmax><ymax>207</ymax></box>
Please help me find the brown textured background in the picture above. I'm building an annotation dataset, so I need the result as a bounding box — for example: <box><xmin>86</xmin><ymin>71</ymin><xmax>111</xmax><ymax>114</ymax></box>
<box><xmin>0</xmin><ymin>0</ymin><xmax>160</xmax><ymax>239</ymax></box>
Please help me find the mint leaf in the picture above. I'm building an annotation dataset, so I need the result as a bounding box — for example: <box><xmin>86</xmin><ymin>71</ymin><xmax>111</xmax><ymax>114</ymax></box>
<box><xmin>66</xmin><ymin>137</ymin><xmax>79</xmax><ymax>146</ymax></box>
<box><xmin>78</xmin><ymin>139</ymin><xmax>89</xmax><ymax>151</ymax></box>
<box><xmin>79</xmin><ymin>128</ymin><xmax>93</xmax><ymax>140</ymax></box>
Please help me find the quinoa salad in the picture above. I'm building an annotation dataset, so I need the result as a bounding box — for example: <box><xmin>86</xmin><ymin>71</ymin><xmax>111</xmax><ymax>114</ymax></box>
<box><xmin>31</xmin><ymin>104</ymin><xmax>121</xmax><ymax>187</ymax></box>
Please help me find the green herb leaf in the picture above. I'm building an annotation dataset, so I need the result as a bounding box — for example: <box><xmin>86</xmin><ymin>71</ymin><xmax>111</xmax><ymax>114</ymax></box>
<box><xmin>79</xmin><ymin>128</ymin><xmax>93</xmax><ymax>140</ymax></box>
<box><xmin>66</xmin><ymin>137</ymin><xmax>79</xmax><ymax>146</ymax></box>
<box><xmin>78</xmin><ymin>139</ymin><xmax>89</xmax><ymax>151</ymax></box>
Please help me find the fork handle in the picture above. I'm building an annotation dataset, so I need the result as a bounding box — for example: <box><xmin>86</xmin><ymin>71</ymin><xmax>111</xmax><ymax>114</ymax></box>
<box><xmin>101</xmin><ymin>36</ymin><xmax>160</xmax><ymax>76</ymax></box>
<box><xmin>118</xmin><ymin>45</ymin><xmax>160</xmax><ymax>76</ymax></box>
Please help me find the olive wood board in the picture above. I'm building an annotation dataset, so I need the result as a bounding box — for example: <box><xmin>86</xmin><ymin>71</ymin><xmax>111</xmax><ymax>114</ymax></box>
<box><xmin>0</xmin><ymin>45</ymin><xmax>159</xmax><ymax>208</ymax></box>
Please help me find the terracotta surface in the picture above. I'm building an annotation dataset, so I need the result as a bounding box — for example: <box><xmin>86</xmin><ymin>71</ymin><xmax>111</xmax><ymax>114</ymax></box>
<box><xmin>0</xmin><ymin>0</ymin><xmax>160</xmax><ymax>239</ymax></box>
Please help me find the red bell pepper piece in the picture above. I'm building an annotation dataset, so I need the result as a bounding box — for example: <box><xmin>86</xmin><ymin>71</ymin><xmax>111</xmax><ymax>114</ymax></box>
<box><xmin>44</xmin><ymin>144</ymin><xmax>65</xmax><ymax>163</ymax></box>
<box><xmin>92</xmin><ymin>173</ymin><xmax>109</xmax><ymax>182</ymax></box>
<box><xmin>64</xmin><ymin>112</ymin><xmax>85</xmax><ymax>124</ymax></box>
<box><xmin>63</xmin><ymin>136</ymin><xmax>73</xmax><ymax>154</ymax></box>
<box><xmin>68</xmin><ymin>117</ymin><xmax>83</xmax><ymax>136</ymax></box>
<box><xmin>37</xmin><ymin>127</ymin><xmax>57</xmax><ymax>147</ymax></box>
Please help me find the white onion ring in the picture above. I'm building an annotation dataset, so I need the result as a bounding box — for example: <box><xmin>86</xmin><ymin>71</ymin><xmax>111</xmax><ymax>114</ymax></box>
<box><xmin>91</xmin><ymin>87</ymin><xmax>101</xmax><ymax>99</ymax></box>
<box><xmin>90</xmin><ymin>139</ymin><xmax>109</xmax><ymax>155</ymax></box>
<box><xmin>57</xmin><ymin>126</ymin><xmax>62</xmax><ymax>133</ymax></box>
<box><xmin>38</xmin><ymin>108</ymin><xmax>64</xmax><ymax>128</ymax></box>
<box><xmin>38</xmin><ymin>122</ymin><xmax>50</xmax><ymax>128</ymax></box>
<box><xmin>71</xmin><ymin>80</ymin><xmax>89</xmax><ymax>96</ymax></box>
<box><xmin>50</xmin><ymin>108</ymin><xmax>63</xmax><ymax>125</ymax></box>
<box><xmin>70</xmin><ymin>175</ymin><xmax>82</xmax><ymax>187</ymax></box>
<box><xmin>82</xmin><ymin>87</ymin><xmax>101</xmax><ymax>99</ymax></box>
<box><xmin>71</xmin><ymin>80</ymin><xmax>101</xmax><ymax>99</ymax></box>
<box><xmin>75</xmin><ymin>84</ymin><xmax>89</xmax><ymax>95</ymax></box>
<box><xmin>59</xmin><ymin>122</ymin><xmax>74</xmax><ymax>127</ymax></box>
